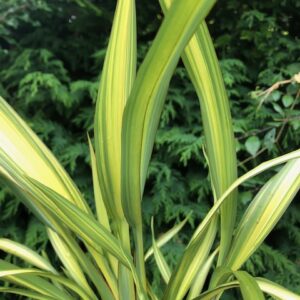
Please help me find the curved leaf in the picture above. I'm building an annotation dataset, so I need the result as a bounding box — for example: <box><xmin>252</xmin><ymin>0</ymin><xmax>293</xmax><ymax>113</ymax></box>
<box><xmin>160</xmin><ymin>0</ymin><xmax>238</xmax><ymax>265</ymax></box>
<box><xmin>0</xmin><ymin>96</ymin><xmax>90</xmax><ymax>213</ymax></box>
<box><xmin>226</xmin><ymin>159</ymin><xmax>300</xmax><ymax>270</ymax></box>
<box><xmin>145</xmin><ymin>212</ymin><xmax>191</xmax><ymax>261</ymax></box>
<box><xmin>234</xmin><ymin>271</ymin><xmax>264</xmax><ymax>300</ymax></box>
<box><xmin>0</xmin><ymin>239</ymin><xmax>57</xmax><ymax>274</ymax></box>
<box><xmin>0</xmin><ymin>287</ymin><xmax>55</xmax><ymax>300</ymax></box>
<box><xmin>191</xmin><ymin>150</ymin><xmax>300</xmax><ymax>243</ymax></box>
<box><xmin>151</xmin><ymin>218</ymin><xmax>171</xmax><ymax>283</ymax></box>
<box><xmin>257</xmin><ymin>278</ymin><xmax>300</xmax><ymax>300</ymax></box>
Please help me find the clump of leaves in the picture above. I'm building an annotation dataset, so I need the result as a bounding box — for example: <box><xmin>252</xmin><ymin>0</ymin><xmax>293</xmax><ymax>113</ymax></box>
<box><xmin>0</xmin><ymin>1</ymin><xmax>299</xmax><ymax>300</ymax></box>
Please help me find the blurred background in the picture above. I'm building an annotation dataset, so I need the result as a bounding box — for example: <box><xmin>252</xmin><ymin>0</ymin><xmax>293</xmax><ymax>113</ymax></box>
<box><xmin>0</xmin><ymin>0</ymin><xmax>299</xmax><ymax>298</ymax></box>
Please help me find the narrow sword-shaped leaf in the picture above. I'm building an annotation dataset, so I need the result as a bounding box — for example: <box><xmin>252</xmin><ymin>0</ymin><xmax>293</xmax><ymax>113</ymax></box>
<box><xmin>88</xmin><ymin>136</ymin><xmax>110</xmax><ymax>229</ymax></box>
<box><xmin>0</xmin><ymin>239</ymin><xmax>57</xmax><ymax>274</ymax></box>
<box><xmin>94</xmin><ymin>0</ymin><xmax>136</xmax><ymax>233</ymax></box>
<box><xmin>0</xmin><ymin>287</ymin><xmax>56</xmax><ymax>300</ymax></box>
<box><xmin>26</xmin><ymin>178</ymin><xmax>146</xmax><ymax>298</ymax></box>
<box><xmin>225</xmin><ymin>158</ymin><xmax>300</xmax><ymax>270</ymax></box>
<box><xmin>0</xmin><ymin>96</ymin><xmax>90</xmax><ymax>213</ymax></box>
<box><xmin>0</xmin><ymin>260</ymin><xmax>72</xmax><ymax>299</ymax></box>
<box><xmin>145</xmin><ymin>212</ymin><xmax>191</xmax><ymax>261</ymax></box>
<box><xmin>47</xmin><ymin>229</ymin><xmax>96</xmax><ymax>299</ymax></box>
<box><xmin>122</xmin><ymin>0</ymin><xmax>215</xmax><ymax>228</ymax></box>
<box><xmin>93</xmin><ymin>2</ymin><xmax>136</xmax><ymax>296</ymax></box>
<box><xmin>0</xmin><ymin>268</ymin><xmax>94</xmax><ymax>300</ymax></box>
<box><xmin>88</xmin><ymin>137</ymin><xmax>118</xmax><ymax>276</ymax></box>
<box><xmin>256</xmin><ymin>278</ymin><xmax>300</xmax><ymax>300</ymax></box>
<box><xmin>187</xmin><ymin>248</ymin><xmax>219</xmax><ymax>299</ymax></box>
<box><xmin>234</xmin><ymin>271</ymin><xmax>265</xmax><ymax>300</ymax></box>
<box><xmin>162</xmin><ymin>216</ymin><xmax>218</xmax><ymax>300</ymax></box>
<box><xmin>0</xmin><ymin>97</ymin><xmax>106</xmax><ymax>295</ymax></box>
<box><xmin>159</xmin><ymin>0</ymin><xmax>237</xmax><ymax>268</ymax></box>
<box><xmin>121</xmin><ymin>0</ymin><xmax>215</xmax><ymax>290</ymax></box>
<box><xmin>29</xmin><ymin>179</ymin><xmax>131</xmax><ymax>267</ymax></box>
<box><xmin>178</xmin><ymin>151</ymin><xmax>300</xmax><ymax>298</ymax></box>
<box><xmin>151</xmin><ymin>218</ymin><xmax>171</xmax><ymax>284</ymax></box>
<box><xmin>0</xmin><ymin>150</ymin><xmax>118</xmax><ymax>299</ymax></box>
<box><xmin>191</xmin><ymin>149</ymin><xmax>300</xmax><ymax>242</ymax></box>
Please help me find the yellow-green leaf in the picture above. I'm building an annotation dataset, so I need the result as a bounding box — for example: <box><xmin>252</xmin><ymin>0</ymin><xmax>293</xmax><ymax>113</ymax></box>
<box><xmin>0</xmin><ymin>260</ymin><xmax>72</xmax><ymax>299</ymax></box>
<box><xmin>93</xmin><ymin>2</ymin><xmax>136</xmax><ymax>296</ymax></box>
<box><xmin>192</xmin><ymin>281</ymin><xmax>239</xmax><ymax>300</ymax></box>
<box><xmin>191</xmin><ymin>149</ymin><xmax>300</xmax><ymax>243</ymax></box>
<box><xmin>187</xmin><ymin>248</ymin><xmax>219</xmax><ymax>299</ymax></box>
<box><xmin>151</xmin><ymin>218</ymin><xmax>171</xmax><ymax>284</ymax></box>
<box><xmin>0</xmin><ymin>96</ymin><xmax>90</xmax><ymax>213</ymax></box>
<box><xmin>0</xmin><ymin>287</ymin><xmax>55</xmax><ymax>300</ymax></box>
<box><xmin>234</xmin><ymin>271</ymin><xmax>264</xmax><ymax>300</ymax></box>
<box><xmin>256</xmin><ymin>278</ymin><xmax>300</xmax><ymax>300</ymax></box>
<box><xmin>163</xmin><ymin>217</ymin><xmax>218</xmax><ymax>300</ymax></box>
<box><xmin>159</xmin><ymin>0</ymin><xmax>238</xmax><ymax>265</ymax></box>
<box><xmin>0</xmin><ymin>149</ymin><xmax>117</xmax><ymax>300</ymax></box>
<box><xmin>0</xmin><ymin>239</ymin><xmax>56</xmax><ymax>274</ymax></box>
<box><xmin>145</xmin><ymin>212</ymin><xmax>191</xmax><ymax>261</ymax></box>
<box><xmin>94</xmin><ymin>0</ymin><xmax>136</xmax><ymax>230</ymax></box>
<box><xmin>47</xmin><ymin>229</ymin><xmax>95</xmax><ymax>298</ymax></box>
<box><xmin>122</xmin><ymin>0</ymin><xmax>215</xmax><ymax>228</ymax></box>
<box><xmin>225</xmin><ymin>159</ymin><xmax>300</xmax><ymax>270</ymax></box>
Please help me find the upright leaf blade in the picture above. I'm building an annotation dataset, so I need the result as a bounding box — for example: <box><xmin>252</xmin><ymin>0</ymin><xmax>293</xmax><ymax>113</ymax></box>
<box><xmin>94</xmin><ymin>0</ymin><xmax>136</xmax><ymax>229</ymax></box>
<box><xmin>151</xmin><ymin>218</ymin><xmax>171</xmax><ymax>284</ymax></box>
<box><xmin>122</xmin><ymin>0</ymin><xmax>216</xmax><ymax>228</ymax></box>
<box><xmin>93</xmin><ymin>2</ymin><xmax>136</xmax><ymax>296</ymax></box>
<box><xmin>234</xmin><ymin>271</ymin><xmax>265</xmax><ymax>300</ymax></box>
<box><xmin>88</xmin><ymin>137</ymin><xmax>118</xmax><ymax>276</ymax></box>
<box><xmin>121</xmin><ymin>0</ymin><xmax>215</xmax><ymax>291</ymax></box>
<box><xmin>47</xmin><ymin>229</ymin><xmax>95</xmax><ymax>298</ymax></box>
<box><xmin>145</xmin><ymin>213</ymin><xmax>191</xmax><ymax>261</ymax></box>
<box><xmin>88</xmin><ymin>136</ymin><xmax>110</xmax><ymax>229</ymax></box>
<box><xmin>159</xmin><ymin>0</ymin><xmax>238</xmax><ymax>265</ymax></box>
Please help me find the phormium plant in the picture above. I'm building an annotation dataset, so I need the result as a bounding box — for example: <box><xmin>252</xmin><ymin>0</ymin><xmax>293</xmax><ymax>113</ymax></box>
<box><xmin>0</xmin><ymin>0</ymin><xmax>299</xmax><ymax>299</ymax></box>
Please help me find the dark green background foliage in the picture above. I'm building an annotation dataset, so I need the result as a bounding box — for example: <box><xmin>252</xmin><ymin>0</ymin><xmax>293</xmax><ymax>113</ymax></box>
<box><xmin>0</xmin><ymin>0</ymin><xmax>299</xmax><ymax>298</ymax></box>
